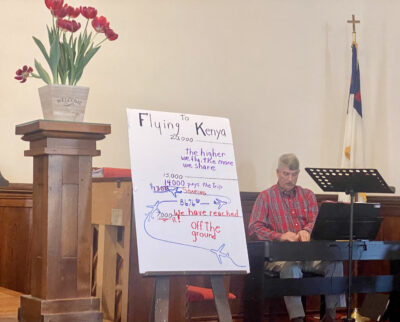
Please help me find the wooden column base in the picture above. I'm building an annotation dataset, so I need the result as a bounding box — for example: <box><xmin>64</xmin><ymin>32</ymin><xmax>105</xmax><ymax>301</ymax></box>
<box><xmin>18</xmin><ymin>295</ymin><xmax>103</xmax><ymax>322</ymax></box>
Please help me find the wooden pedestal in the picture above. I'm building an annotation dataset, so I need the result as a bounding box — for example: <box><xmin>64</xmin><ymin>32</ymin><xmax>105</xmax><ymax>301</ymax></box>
<box><xmin>15</xmin><ymin>120</ymin><xmax>111</xmax><ymax>322</ymax></box>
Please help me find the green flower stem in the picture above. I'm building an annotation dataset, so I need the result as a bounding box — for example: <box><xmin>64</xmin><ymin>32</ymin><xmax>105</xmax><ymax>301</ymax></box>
<box><xmin>32</xmin><ymin>15</ymin><xmax>111</xmax><ymax>85</ymax></box>
<box><xmin>84</xmin><ymin>19</ymin><xmax>89</xmax><ymax>36</ymax></box>
<box><xmin>95</xmin><ymin>37</ymin><xmax>108</xmax><ymax>47</ymax></box>
<box><xmin>92</xmin><ymin>32</ymin><xmax>99</xmax><ymax>42</ymax></box>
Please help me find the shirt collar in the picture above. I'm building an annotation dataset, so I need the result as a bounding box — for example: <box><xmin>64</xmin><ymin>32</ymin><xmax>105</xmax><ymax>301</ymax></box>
<box><xmin>277</xmin><ymin>184</ymin><xmax>297</xmax><ymax>197</ymax></box>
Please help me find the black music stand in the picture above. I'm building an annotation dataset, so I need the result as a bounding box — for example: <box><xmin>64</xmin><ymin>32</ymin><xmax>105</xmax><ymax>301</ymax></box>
<box><xmin>305</xmin><ymin>168</ymin><xmax>394</xmax><ymax>322</ymax></box>
<box><xmin>311</xmin><ymin>202</ymin><xmax>382</xmax><ymax>241</ymax></box>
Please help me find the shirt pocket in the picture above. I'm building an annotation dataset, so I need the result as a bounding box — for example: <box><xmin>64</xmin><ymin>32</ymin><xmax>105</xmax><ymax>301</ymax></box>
<box><xmin>295</xmin><ymin>200</ymin><xmax>309</xmax><ymax>222</ymax></box>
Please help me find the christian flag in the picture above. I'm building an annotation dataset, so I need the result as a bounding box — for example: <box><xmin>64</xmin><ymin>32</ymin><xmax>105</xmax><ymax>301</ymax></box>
<box><xmin>339</xmin><ymin>44</ymin><xmax>366</xmax><ymax>201</ymax></box>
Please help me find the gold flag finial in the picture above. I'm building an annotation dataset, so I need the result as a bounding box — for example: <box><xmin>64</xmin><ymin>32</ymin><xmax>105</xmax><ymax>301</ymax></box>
<box><xmin>347</xmin><ymin>14</ymin><xmax>360</xmax><ymax>45</ymax></box>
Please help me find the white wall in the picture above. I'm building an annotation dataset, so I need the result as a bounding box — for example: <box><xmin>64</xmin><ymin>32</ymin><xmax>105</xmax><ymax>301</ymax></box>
<box><xmin>1</xmin><ymin>0</ymin><xmax>399</xmax><ymax>195</ymax></box>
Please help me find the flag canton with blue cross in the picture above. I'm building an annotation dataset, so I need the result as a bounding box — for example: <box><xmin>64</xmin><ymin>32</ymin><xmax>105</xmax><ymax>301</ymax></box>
<box><xmin>349</xmin><ymin>44</ymin><xmax>362</xmax><ymax>117</ymax></box>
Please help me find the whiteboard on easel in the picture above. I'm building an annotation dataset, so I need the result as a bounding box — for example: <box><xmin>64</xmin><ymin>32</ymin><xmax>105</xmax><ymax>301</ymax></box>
<box><xmin>127</xmin><ymin>109</ymin><xmax>249</xmax><ymax>274</ymax></box>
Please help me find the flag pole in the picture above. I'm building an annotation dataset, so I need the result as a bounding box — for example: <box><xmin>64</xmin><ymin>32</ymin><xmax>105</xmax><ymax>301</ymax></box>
<box><xmin>344</xmin><ymin>14</ymin><xmax>361</xmax><ymax>322</ymax></box>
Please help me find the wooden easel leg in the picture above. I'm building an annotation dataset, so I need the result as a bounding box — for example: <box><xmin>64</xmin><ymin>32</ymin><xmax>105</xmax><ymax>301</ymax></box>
<box><xmin>210</xmin><ymin>275</ymin><xmax>233</xmax><ymax>322</ymax></box>
<box><xmin>150</xmin><ymin>276</ymin><xmax>170</xmax><ymax>322</ymax></box>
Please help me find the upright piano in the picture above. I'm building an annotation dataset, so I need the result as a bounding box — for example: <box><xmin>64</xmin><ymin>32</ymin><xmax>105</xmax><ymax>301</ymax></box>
<box><xmin>243</xmin><ymin>240</ymin><xmax>400</xmax><ymax>321</ymax></box>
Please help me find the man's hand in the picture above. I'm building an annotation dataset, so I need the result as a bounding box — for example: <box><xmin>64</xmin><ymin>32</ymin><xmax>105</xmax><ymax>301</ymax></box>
<box><xmin>280</xmin><ymin>231</ymin><xmax>299</xmax><ymax>242</ymax></box>
<box><xmin>298</xmin><ymin>230</ymin><xmax>310</xmax><ymax>242</ymax></box>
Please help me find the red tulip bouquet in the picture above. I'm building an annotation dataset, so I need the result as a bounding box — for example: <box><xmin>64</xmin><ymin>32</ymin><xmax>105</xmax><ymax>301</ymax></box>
<box><xmin>15</xmin><ymin>0</ymin><xmax>118</xmax><ymax>85</ymax></box>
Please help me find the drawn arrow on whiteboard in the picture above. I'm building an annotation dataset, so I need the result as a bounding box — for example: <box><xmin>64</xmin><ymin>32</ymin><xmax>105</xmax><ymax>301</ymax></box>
<box><xmin>143</xmin><ymin>200</ymin><xmax>245</xmax><ymax>268</ymax></box>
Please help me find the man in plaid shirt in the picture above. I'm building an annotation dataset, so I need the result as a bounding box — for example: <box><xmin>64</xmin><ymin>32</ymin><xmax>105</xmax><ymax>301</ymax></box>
<box><xmin>248</xmin><ymin>153</ymin><xmax>344</xmax><ymax>322</ymax></box>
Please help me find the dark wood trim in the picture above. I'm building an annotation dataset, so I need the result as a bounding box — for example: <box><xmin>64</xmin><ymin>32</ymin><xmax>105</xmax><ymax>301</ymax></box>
<box><xmin>92</xmin><ymin>177</ymin><xmax>131</xmax><ymax>183</ymax></box>
<box><xmin>240</xmin><ymin>191</ymin><xmax>400</xmax><ymax>211</ymax></box>
<box><xmin>15</xmin><ymin>120</ymin><xmax>111</xmax><ymax>136</ymax></box>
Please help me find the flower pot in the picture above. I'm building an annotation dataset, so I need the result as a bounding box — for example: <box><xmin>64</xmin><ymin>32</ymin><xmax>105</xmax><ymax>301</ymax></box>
<box><xmin>38</xmin><ymin>84</ymin><xmax>89</xmax><ymax>122</ymax></box>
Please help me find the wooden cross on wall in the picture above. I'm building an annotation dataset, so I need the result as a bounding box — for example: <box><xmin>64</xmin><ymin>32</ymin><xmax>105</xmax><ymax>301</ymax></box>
<box><xmin>347</xmin><ymin>14</ymin><xmax>360</xmax><ymax>33</ymax></box>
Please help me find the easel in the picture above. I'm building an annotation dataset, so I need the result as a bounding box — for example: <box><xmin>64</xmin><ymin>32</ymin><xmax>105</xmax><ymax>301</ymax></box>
<box><xmin>149</xmin><ymin>274</ymin><xmax>234</xmax><ymax>322</ymax></box>
<box><xmin>306</xmin><ymin>168</ymin><xmax>394</xmax><ymax>322</ymax></box>
<box><xmin>126</xmin><ymin>109</ymin><xmax>249</xmax><ymax>322</ymax></box>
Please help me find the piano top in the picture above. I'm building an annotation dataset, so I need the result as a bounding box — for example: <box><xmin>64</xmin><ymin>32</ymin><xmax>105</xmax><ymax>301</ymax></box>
<box><xmin>247</xmin><ymin>240</ymin><xmax>400</xmax><ymax>261</ymax></box>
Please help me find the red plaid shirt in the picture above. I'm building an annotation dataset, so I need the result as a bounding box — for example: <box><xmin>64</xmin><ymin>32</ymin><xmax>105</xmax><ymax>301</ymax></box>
<box><xmin>248</xmin><ymin>184</ymin><xmax>318</xmax><ymax>241</ymax></box>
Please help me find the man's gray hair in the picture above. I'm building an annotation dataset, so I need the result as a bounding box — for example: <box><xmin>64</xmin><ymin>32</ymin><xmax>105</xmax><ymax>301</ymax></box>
<box><xmin>278</xmin><ymin>153</ymin><xmax>299</xmax><ymax>171</ymax></box>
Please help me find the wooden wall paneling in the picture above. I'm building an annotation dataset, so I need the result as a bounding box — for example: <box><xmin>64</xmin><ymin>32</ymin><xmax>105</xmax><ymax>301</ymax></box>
<box><xmin>100</xmin><ymin>225</ymin><xmax>117</xmax><ymax>320</ymax></box>
<box><xmin>169</xmin><ymin>276</ymin><xmax>187</xmax><ymax>321</ymax></box>
<box><xmin>91</xmin><ymin>180</ymin><xmax>132</xmax><ymax>322</ymax></box>
<box><xmin>0</xmin><ymin>185</ymin><xmax>33</xmax><ymax>294</ymax></box>
<box><xmin>128</xmin><ymin>195</ymin><xmax>155</xmax><ymax>322</ymax></box>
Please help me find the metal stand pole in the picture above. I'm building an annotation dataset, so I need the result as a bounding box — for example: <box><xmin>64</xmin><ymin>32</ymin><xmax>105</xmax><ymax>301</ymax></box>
<box><xmin>345</xmin><ymin>190</ymin><xmax>356</xmax><ymax>322</ymax></box>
